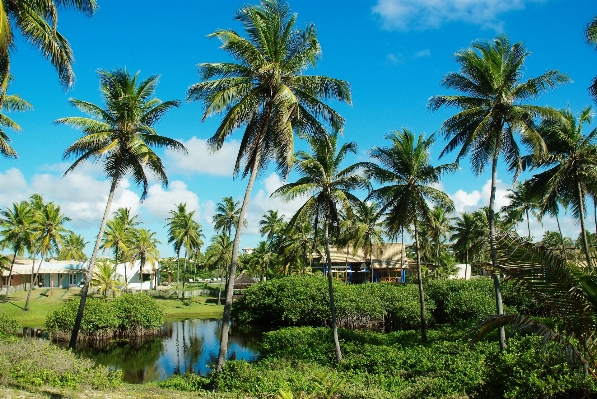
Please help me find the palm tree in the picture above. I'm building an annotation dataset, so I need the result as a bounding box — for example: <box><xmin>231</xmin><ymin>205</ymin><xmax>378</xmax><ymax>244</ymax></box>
<box><xmin>187</xmin><ymin>0</ymin><xmax>351</xmax><ymax>372</ymax></box>
<box><xmin>101</xmin><ymin>208</ymin><xmax>140</xmax><ymax>286</ymax></box>
<box><xmin>428</xmin><ymin>205</ymin><xmax>453</xmax><ymax>275</ymax></box>
<box><xmin>0</xmin><ymin>89</ymin><xmax>32</xmax><ymax>158</ymax></box>
<box><xmin>428</xmin><ymin>35</ymin><xmax>569</xmax><ymax>350</ymax></box>
<box><xmin>528</xmin><ymin>106</ymin><xmax>597</xmax><ymax>270</ymax></box>
<box><xmin>586</xmin><ymin>17</ymin><xmax>597</xmax><ymax>103</ymax></box>
<box><xmin>58</xmin><ymin>232</ymin><xmax>88</xmax><ymax>261</ymax></box>
<box><xmin>90</xmin><ymin>259</ymin><xmax>122</xmax><ymax>297</ymax></box>
<box><xmin>451</xmin><ymin>212</ymin><xmax>479</xmax><ymax>277</ymax></box>
<box><xmin>128</xmin><ymin>228</ymin><xmax>161</xmax><ymax>291</ymax></box>
<box><xmin>259</xmin><ymin>210</ymin><xmax>285</xmax><ymax>243</ymax></box>
<box><xmin>166</xmin><ymin>203</ymin><xmax>204</xmax><ymax>300</ymax></box>
<box><xmin>501</xmin><ymin>181</ymin><xmax>542</xmax><ymax>241</ymax></box>
<box><xmin>57</xmin><ymin>68</ymin><xmax>187</xmax><ymax>350</ymax></box>
<box><xmin>213</xmin><ymin>197</ymin><xmax>243</xmax><ymax>236</ymax></box>
<box><xmin>363</xmin><ymin>129</ymin><xmax>455</xmax><ymax>342</ymax></box>
<box><xmin>350</xmin><ymin>201</ymin><xmax>386</xmax><ymax>282</ymax></box>
<box><xmin>273</xmin><ymin>132</ymin><xmax>368</xmax><ymax>361</ymax></box>
<box><xmin>205</xmin><ymin>233</ymin><xmax>233</xmax><ymax>305</ymax></box>
<box><xmin>24</xmin><ymin>201</ymin><xmax>70</xmax><ymax>311</ymax></box>
<box><xmin>0</xmin><ymin>200</ymin><xmax>33</xmax><ymax>303</ymax></box>
<box><xmin>0</xmin><ymin>0</ymin><xmax>97</xmax><ymax>94</ymax></box>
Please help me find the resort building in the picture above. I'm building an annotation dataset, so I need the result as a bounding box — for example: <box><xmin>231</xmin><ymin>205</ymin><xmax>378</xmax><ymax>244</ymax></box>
<box><xmin>113</xmin><ymin>260</ymin><xmax>161</xmax><ymax>290</ymax></box>
<box><xmin>1</xmin><ymin>256</ymin><xmax>87</xmax><ymax>291</ymax></box>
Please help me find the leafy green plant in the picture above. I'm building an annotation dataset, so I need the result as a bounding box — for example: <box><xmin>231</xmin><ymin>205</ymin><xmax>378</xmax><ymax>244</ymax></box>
<box><xmin>0</xmin><ymin>314</ymin><xmax>20</xmax><ymax>339</ymax></box>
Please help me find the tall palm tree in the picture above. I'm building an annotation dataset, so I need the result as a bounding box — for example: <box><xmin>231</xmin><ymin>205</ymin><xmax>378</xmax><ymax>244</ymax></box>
<box><xmin>128</xmin><ymin>228</ymin><xmax>160</xmax><ymax>291</ymax></box>
<box><xmin>350</xmin><ymin>201</ymin><xmax>386</xmax><ymax>282</ymax></box>
<box><xmin>0</xmin><ymin>0</ymin><xmax>97</xmax><ymax>94</ymax></box>
<box><xmin>24</xmin><ymin>201</ymin><xmax>70</xmax><ymax>311</ymax></box>
<box><xmin>166</xmin><ymin>203</ymin><xmax>204</xmax><ymax>300</ymax></box>
<box><xmin>259</xmin><ymin>209</ymin><xmax>285</xmax><ymax>243</ymax></box>
<box><xmin>58</xmin><ymin>232</ymin><xmax>88</xmax><ymax>261</ymax></box>
<box><xmin>428</xmin><ymin>35</ymin><xmax>569</xmax><ymax>349</ymax></box>
<box><xmin>205</xmin><ymin>233</ymin><xmax>233</xmax><ymax>305</ymax></box>
<box><xmin>528</xmin><ymin>106</ymin><xmax>597</xmax><ymax>270</ymax></box>
<box><xmin>101</xmin><ymin>208</ymin><xmax>140</xmax><ymax>286</ymax></box>
<box><xmin>363</xmin><ymin>129</ymin><xmax>455</xmax><ymax>342</ymax></box>
<box><xmin>428</xmin><ymin>205</ymin><xmax>453</xmax><ymax>275</ymax></box>
<box><xmin>90</xmin><ymin>259</ymin><xmax>122</xmax><ymax>297</ymax></box>
<box><xmin>273</xmin><ymin>132</ymin><xmax>368</xmax><ymax>361</ymax></box>
<box><xmin>187</xmin><ymin>0</ymin><xmax>351</xmax><ymax>372</ymax></box>
<box><xmin>586</xmin><ymin>17</ymin><xmax>597</xmax><ymax>103</ymax></box>
<box><xmin>501</xmin><ymin>181</ymin><xmax>542</xmax><ymax>241</ymax></box>
<box><xmin>57</xmin><ymin>68</ymin><xmax>187</xmax><ymax>350</ymax></box>
<box><xmin>213</xmin><ymin>197</ymin><xmax>243</xmax><ymax>236</ymax></box>
<box><xmin>0</xmin><ymin>200</ymin><xmax>32</xmax><ymax>303</ymax></box>
<box><xmin>451</xmin><ymin>212</ymin><xmax>479</xmax><ymax>277</ymax></box>
<box><xmin>0</xmin><ymin>89</ymin><xmax>31</xmax><ymax>158</ymax></box>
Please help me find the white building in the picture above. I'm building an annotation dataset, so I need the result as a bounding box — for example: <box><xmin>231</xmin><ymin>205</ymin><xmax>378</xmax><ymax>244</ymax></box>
<box><xmin>113</xmin><ymin>259</ymin><xmax>160</xmax><ymax>290</ymax></box>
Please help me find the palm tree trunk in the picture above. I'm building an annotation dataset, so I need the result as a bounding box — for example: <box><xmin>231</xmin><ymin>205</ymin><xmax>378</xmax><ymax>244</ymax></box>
<box><xmin>555</xmin><ymin>212</ymin><xmax>567</xmax><ymax>260</ymax></box>
<box><xmin>2</xmin><ymin>249</ymin><xmax>18</xmax><ymax>303</ymax></box>
<box><xmin>526</xmin><ymin>209</ymin><xmax>531</xmax><ymax>241</ymax></box>
<box><xmin>117</xmin><ymin>247</ymin><xmax>127</xmax><ymax>290</ymax></box>
<box><xmin>324</xmin><ymin>215</ymin><xmax>342</xmax><ymax>361</ymax></box>
<box><xmin>217</xmin><ymin>262</ymin><xmax>223</xmax><ymax>306</ymax></box>
<box><xmin>69</xmin><ymin>177</ymin><xmax>118</xmax><ymax>350</ymax></box>
<box><xmin>216</xmin><ymin>147</ymin><xmax>262</xmax><ymax>372</ymax></box>
<box><xmin>465</xmin><ymin>249</ymin><xmax>469</xmax><ymax>280</ymax></box>
<box><xmin>414</xmin><ymin>218</ymin><xmax>427</xmax><ymax>342</ymax></box>
<box><xmin>310</xmin><ymin>213</ymin><xmax>319</xmax><ymax>269</ymax></box>
<box><xmin>578</xmin><ymin>183</ymin><xmax>593</xmax><ymax>271</ymax></box>
<box><xmin>23</xmin><ymin>257</ymin><xmax>39</xmax><ymax>311</ymax></box>
<box><xmin>176</xmin><ymin>249</ymin><xmax>181</xmax><ymax>296</ymax></box>
<box><xmin>489</xmin><ymin>154</ymin><xmax>507</xmax><ymax>351</ymax></box>
<box><xmin>182</xmin><ymin>250</ymin><xmax>187</xmax><ymax>301</ymax></box>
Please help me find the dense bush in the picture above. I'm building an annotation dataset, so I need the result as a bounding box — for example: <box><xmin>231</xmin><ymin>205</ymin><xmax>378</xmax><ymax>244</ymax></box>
<box><xmin>232</xmin><ymin>275</ymin><xmax>434</xmax><ymax>331</ymax></box>
<box><xmin>0</xmin><ymin>314</ymin><xmax>20</xmax><ymax>339</ymax></box>
<box><xmin>0</xmin><ymin>338</ymin><xmax>121</xmax><ymax>389</ymax></box>
<box><xmin>425</xmin><ymin>278</ymin><xmax>496</xmax><ymax>324</ymax></box>
<box><xmin>201</xmin><ymin>326</ymin><xmax>596</xmax><ymax>399</ymax></box>
<box><xmin>45</xmin><ymin>292</ymin><xmax>163</xmax><ymax>341</ymax></box>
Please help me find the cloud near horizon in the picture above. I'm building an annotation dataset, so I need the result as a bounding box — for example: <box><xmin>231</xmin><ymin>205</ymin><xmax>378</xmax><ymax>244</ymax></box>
<box><xmin>372</xmin><ymin>0</ymin><xmax>535</xmax><ymax>31</ymax></box>
<box><xmin>165</xmin><ymin>137</ymin><xmax>240</xmax><ymax>177</ymax></box>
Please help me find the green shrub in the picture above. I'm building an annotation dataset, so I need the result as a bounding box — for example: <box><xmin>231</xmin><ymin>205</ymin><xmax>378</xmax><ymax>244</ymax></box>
<box><xmin>0</xmin><ymin>314</ymin><xmax>20</xmax><ymax>339</ymax></box>
<box><xmin>426</xmin><ymin>279</ymin><xmax>495</xmax><ymax>325</ymax></box>
<box><xmin>45</xmin><ymin>293</ymin><xmax>164</xmax><ymax>340</ymax></box>
<box><xmin>0</xmin><ymin>338</ymin><xmax>121</xmax><ymax>389</ymax></box>
<box><xmin>158</xmin><ymin>373</ymin><xmax>210</xmax><ymax>392</ymax></box>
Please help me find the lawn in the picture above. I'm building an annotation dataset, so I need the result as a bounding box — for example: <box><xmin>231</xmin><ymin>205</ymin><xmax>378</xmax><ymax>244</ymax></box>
<box><xmin>0</xmin><ymin>288</ymin><xmax>223</xmax><ymax>327</ymax></box>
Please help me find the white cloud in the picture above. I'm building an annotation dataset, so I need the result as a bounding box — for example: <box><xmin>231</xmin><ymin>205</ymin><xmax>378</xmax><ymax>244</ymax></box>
<box><xmin>385</xmin><ymin>53</ymin><xmax>404</xmax><ymax>65</ymax></box>
<box><xmin>0</xmin><ymin>168</ymin><xmax>30</xmax><ymax>207</ymax></box>
<box><xmin>413</xmin><ymin>49</ymin><xmax>431</xmax><ymax>58</ymax></box>
<box><xmin>372</xmin><ymin>0</ymin><xmax>532</xmax><ymax>31</ymax></box>
<box><xmin>450</xmin><ymin>188</ymin><xmax>482</xmax><ymax>213</ymax></box>
<box><xmin>142</xmin><ymin>180</ymin><xmax>200</xmax><ymax>221</ymax></box>
<box><xmin>165</xmin><ymin>136</ymin><xmax>240</xmax><ymax>177</ymax></box>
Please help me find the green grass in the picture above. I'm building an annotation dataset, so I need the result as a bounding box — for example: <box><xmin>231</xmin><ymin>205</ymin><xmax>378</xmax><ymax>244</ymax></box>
<box><xmin>1</xmin><ymin>288</ymin><xmax>223</xmax><ymax>327</ymax></box>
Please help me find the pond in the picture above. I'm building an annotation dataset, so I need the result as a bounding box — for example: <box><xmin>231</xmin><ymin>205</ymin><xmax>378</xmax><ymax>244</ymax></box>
<box><xmin>22</xmin><ymin>319</ymin><xmax>260</xmax><ymax>384</ymax></box>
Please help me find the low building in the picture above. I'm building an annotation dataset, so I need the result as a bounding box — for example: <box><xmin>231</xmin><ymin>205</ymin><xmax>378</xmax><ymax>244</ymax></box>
<box><xmin>1</xmin><ymin>257</ymin><xmax>87</xmax><ymax>290</ymax></box>
<box><xmin>113</xmin><ymin>259</ymin><xmax>160</xmax><ymax>290</ymax></box>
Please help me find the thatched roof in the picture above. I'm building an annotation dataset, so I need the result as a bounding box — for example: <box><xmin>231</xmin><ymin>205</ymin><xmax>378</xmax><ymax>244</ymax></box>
<box><xmin>321</xmin><ymin>243</ymin><xmax>414</xmax><ymax>269</ymax></box>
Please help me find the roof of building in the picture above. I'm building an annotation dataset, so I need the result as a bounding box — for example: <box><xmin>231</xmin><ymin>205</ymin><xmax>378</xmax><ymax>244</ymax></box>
<box><xmin>319</xmin><ymin>243</ymin><xmax>415</xmax><ymax>269</ymax></box>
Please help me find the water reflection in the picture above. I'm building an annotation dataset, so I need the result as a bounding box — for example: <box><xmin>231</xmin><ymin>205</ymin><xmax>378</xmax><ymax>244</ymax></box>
<box><xmin>24</xmin><ymin>319</ymin><xmax>260</xmax><ymax>384</ymax></box>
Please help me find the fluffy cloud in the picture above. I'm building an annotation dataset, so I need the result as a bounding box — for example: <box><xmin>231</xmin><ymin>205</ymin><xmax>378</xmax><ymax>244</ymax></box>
<box><xmin>165</xmin><ymin>136</ymin><xmax>240</xmax><ymax>177</ymax></box>
<box><xmin>142</xmin><ymin>180</ymin><xmax>200</xmax><ymax>221</ymax></box>
<box><xmin>372</xmin><ymin>0</ymin><xmax>531</xmax><ymax>31</ymax></box>
<box><xmin>0</xmin><ymin>168</ymin><xmax>30</xmax><ymax>207</ymax></box>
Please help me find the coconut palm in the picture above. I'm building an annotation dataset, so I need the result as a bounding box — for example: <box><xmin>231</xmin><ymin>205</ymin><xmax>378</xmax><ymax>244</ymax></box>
<box><xmin>166</xmin><ymin>203</ymin><xmax>204</xmax><ymax>300</ymax></box>
<box><xmin>128</xmin><ymin>228</ymin><xmax>161</xmax><ymax>291</ymax></box>
<box><xmin>24</xmin><ymin>201</ymin><xmax>70</xmax><ymax>311</ymax></box>
<box><xmin>528</xmin><ymin>107</ymin><xmax>597</xmax><ymax>270</ymax></box>
<box><xmin>350</xmin><ymin>201</ymin><xmax>386</xmax><ymax>282</ymax></box>
<box><xmin>90</xmin><ymin>259</ymin><xmax>122</xmax><ymax>297</ymax></box>
<box><xmin>57</xmin><ymin>68</ymin><xmax>186</xmax><ymax>350</ymax></box>
<box><xmin>102</xmin><ymin>208</ymin><xmax>140</xmax><ymax>286</ymax></box>
<box><xmin>428</xmin><ymin>205</ymin><xmax>453</xmax><ymax>274</ymax></box>
<box><xmin>0</xmin><ymin>200</ymin><xmax>33</xmax><ymax>303</ymax></box>
<box><xmin>428</xmin><ymin>35</ymin><xmax>570</xmax><ymax>349</ymax></box>
<box><xmin>187</xmin><ymin>0</ymin><xmax>351</xmax><ymax>371</ymax></box>
<box><xmin>58</xmin><ymin>232</ymin><xmax>88</xmax><ymax>261</ymax></box>
<box><xmin>273</xmin><ymin>132</ymin><xmax>368</xmax><ymax>361</ymax></box>
<box><xmin>0</xmin><ymin>0</ymin><xmax>97</xmax><ymax>94</ymax></box>
<box><xmin>586</xmin><ymin>17</ymin><xmax>597</xmax><ymax>103</ymax></box>
<box><xmin>0</xmin><ymin>89</ymin><xmax>32</xmax><ymax>158</ymax></box>
<box><xmin>501</xmin><ymin>181</ymin><xmax>542</xmax><ymax>241</ymax></box>
<box><xmin>259</xmin><ymin>210</ymin><xmax>285</xmax><ymax>243</ymax></box>
<box><xmin>205</xmin><ymin>233</ymin><xmax>233</xmax><ymax>305</ymax></box>
<box><xmin>213</xmin><ymin>197</ymin><xmax>244</xmax><ymax>236</ymax></box>
<box><xmin>451</xmin><ymin>212</ymin><xmax>480</xmax><ymax>277</ymax></box>
<box><xmin>363</xmin><ymin>129</ymin><xmax>455</xmax><ymax>342</ymax></box>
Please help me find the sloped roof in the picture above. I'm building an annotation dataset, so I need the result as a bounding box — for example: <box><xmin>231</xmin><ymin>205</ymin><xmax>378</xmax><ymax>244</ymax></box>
<box><xmin>320</xmin><ymin>243</ymin><xmax>414</xmax><ymax>269</ymax></box>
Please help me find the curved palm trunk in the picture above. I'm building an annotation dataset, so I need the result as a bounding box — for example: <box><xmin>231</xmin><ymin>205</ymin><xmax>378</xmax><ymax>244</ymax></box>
<box><xmin>578</xmin><ymin>183</ymin><xmax>593</xmax><ymax>271</ymax></box>
<box><xmin>489</xmin><ymin>154</ymin><xmax>507</xmax><ymax>350</ymax></box>
<box><xmin>413</xmin><ymin>218</ymin><xmax>427</xmax><ymax>342</ymax></box>
<box><xmin>526</xmin><ymin>209</ymin><xmax>532</xmax><ymax>241</ymax></box>
<box><xmin>2</xmin><ymin>249</ymin><xmax>18</xmax><ymax>303</ymax></box>
<box><xmin>23</xmin><ymin>257</ymin><xmax>40</xmax><ymax>311</ymax></box>
<box><xmin>555</xmin><ymin>212</ymin><xmax>567</xmax><ymax>260</ymax></box>
<box><xmin>175</xmin><ymin>249</ymin><xmax>181</xmax><ymax>296</ymax></box>
<box><xmin>216</xmin><ymin>148</ymin><xmax>262</xmax><ymax>372</ymax></box>
<box><xmin>69</xmin><ymin>177</ymin><xmax>118</xmax><ymax>350</ymax></box>
<box><xmin>324</xmin><ymin>215</ymin><xmax>342</xmax><ymax>361</ymax></box>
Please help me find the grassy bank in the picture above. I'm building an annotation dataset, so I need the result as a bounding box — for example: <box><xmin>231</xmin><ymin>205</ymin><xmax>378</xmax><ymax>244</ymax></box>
<box><xmin>0</xmin><ymin>289</ymin><xmax>223</xmax><ymax>327</ymax></box>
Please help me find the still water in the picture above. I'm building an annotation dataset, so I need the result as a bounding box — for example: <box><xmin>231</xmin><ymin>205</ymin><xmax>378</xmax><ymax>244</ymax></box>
<box><xmin>24</xmin><ymin>319</ymin><xmax>260</xmax><ymax>384</ymax></box>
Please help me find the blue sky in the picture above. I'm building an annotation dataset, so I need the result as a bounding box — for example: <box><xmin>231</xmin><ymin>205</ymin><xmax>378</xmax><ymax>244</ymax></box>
<box><xmin>0</xmin><ymin>0</ymin><xmax>595</xmax><ymax>257</ymax></box>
